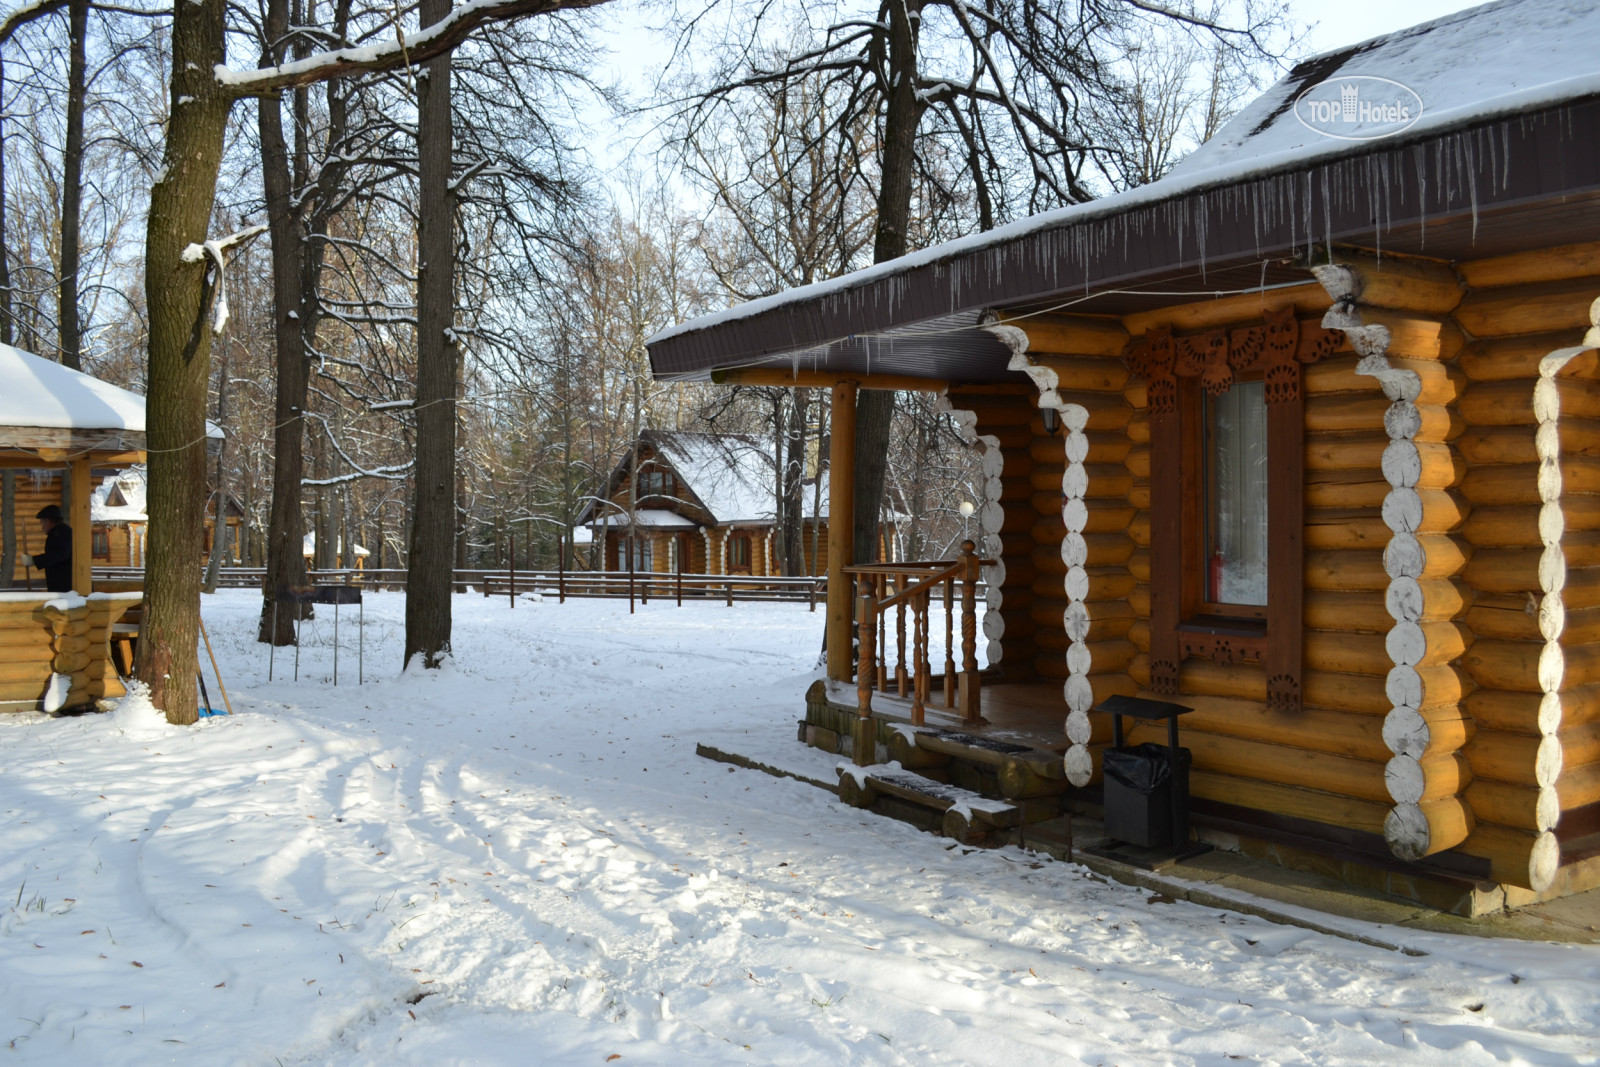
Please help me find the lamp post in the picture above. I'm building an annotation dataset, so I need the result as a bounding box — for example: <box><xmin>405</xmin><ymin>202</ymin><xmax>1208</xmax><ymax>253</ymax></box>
<box><xmin>958</xmin><ymin>499</ymin><xmax>975</xmax><ymax>544</ymax></box>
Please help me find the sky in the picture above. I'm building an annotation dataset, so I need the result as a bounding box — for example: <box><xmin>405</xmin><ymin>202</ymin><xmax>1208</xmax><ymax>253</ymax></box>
<box><xmin>1290</xmin><ymin>0</ymin><xmax>1487</xmax><ymax>55</ymax></box>
<box><xmin>583</xmin><ymin>0</ymin><xmax>1495</xmax><ymax>199</ymax></box>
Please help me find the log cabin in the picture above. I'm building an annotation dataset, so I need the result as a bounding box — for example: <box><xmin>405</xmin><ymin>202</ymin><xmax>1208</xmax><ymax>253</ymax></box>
<box><xmin>645</xmin><ymin>0</ymin><xmax>1600</xmax><ymax>910</ymax></box>
<box><xmin>38</xmin><ymin>467</ymin><xmax>247</xmax><ymax>572</ymax></box>
<box><xmin>575</xmin><ymin>429</ymin><xmax>897</xmax><ymax>577</ymax></box>
<box><xmin>0</xmin><ymin>344</ymin><xmax>221</xmax><ymax>712</ymax></box>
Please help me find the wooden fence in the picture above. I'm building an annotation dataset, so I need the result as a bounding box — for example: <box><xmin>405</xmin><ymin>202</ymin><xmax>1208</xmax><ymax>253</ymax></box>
<box><xmin>90</xmin><ymin>566</ymin><xmax>985</xmax><ymax>612</ymax></box>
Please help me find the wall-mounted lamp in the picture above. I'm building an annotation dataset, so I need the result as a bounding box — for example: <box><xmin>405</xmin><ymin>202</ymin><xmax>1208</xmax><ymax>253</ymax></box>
<box><xmin>1041</xmin><ymin>407</ymin><xmax>1061</xmax><ymax>435</ymax></box>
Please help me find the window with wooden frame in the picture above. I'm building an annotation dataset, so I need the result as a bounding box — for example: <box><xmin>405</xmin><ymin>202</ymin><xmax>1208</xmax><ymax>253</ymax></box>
<box><xmin>1123</xmin><ymin>307</ymin><xmax>1341</xmax><ymax>713</ymax></box>
<box><xmin>92</xmin><ymin>527</ymin><xmax>110</xmax><ymax>559</ymax></box>
<box><xmin>728</xmin><ymin>532</ymin><xmax>752</xmax><ymax>571</ymax></box>
<box><xmin>638</xmin><ymin>467</ymin><xmax>674</xmax><ymax>500</ymax></box>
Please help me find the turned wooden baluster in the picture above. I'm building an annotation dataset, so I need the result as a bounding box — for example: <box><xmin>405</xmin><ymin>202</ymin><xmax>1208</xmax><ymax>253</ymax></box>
<box><xmin>857</xmin><ymin>582</ymin><xmax>876</xmax><ymax>723</ymax></box>
<box><xmin>943</xmin><ymin>574</ymin><xmax>956</xmax><ymax>708</ymax></box>
<box><xmin>896</xmin><ymin>593</ymin><xmax>908</xmax><ymax>697</ymax></box>
<box><xmin>912</xmin><ymin>589</ymin><xmax>930</xmax><ymax>726</ymax></box>
<box><xmin>876</xmin><ymin>574</ymin><xmax>889</xmax><ymax>691</ymax></box>
<box><xmin>959</xmin><ymin>540</ymin><xmax>982</xmax><ymax>723</ymax></box>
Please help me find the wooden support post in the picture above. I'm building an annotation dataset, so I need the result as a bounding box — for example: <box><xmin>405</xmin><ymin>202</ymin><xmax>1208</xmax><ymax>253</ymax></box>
<box><xmin>876</xmin><ymin>576</ymin><xmax>888</xmax><ymax>691</ymax></box>
<box><xmin>508</xmin><ymin>531</ymin><xmax>515</xmax><ymax>608</ymax></box>
<box><xmin>825</xmin><ymin>381</ymin><xmax>857</xmax><ymax>681</ymax></box>
<box><xmin>944</xmin><ymin>575</ymin><xmax>956</xmax><ymax>708</ymax></box>
<box><xmin>911</xmin><ymin>590</ymin><xmax>928</xmax><ymax>726</ymax></box>
<box><xmin>896</xmin><ymin>597</ymin><xmax>908</xmax><ymax>696</ymax></box>
<box><xmin>558</xmin><ymin>535</ymin><xmax>565</xmax><ymax>603</ymax></box>
<box><xmin>959</xmin><ymin>539</ymin><xmax>981</xmax><ymax>723</ymax></box>
<box><xmin>676</xmin><ymin>534</ymin><xmax>683</xmax><ymax>607</ymax></box>
<box><xmin>69</xmin><ymin>457</ymin><xmax>91</xmax><ymax>595</ymax></box>
<box><xmin>856</xmin><ymin>585</ymin><xmax>876</xmax><ymax>766</ymax></box>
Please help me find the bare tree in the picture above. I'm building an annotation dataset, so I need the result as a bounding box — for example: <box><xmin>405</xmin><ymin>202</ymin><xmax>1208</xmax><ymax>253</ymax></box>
<box><xmin>679</xmin><ymin>0</ymin><xmax>1292</xmax><ymax>568</ymax></box>
<box><xmin>126</xmin><ymin>0</ymin><xmax>612</xmax><ymax>721</ymax></box>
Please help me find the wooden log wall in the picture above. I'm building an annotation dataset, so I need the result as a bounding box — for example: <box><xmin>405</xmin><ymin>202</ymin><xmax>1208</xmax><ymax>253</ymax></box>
<box><xmin>1446</xmin><ymin>244</ymin><xmax>1600</xmax><ymax>891</ymax></box>
<box><xmin>0</xmin><ymin>596</ymin><xmax>58</xmax><ymax>708</ymax></box>
<box><xmin>1309</xmin><ymin>256</ymin><xmax>1479</xmax><ymax>869</ymax></box>
<box><xmin>964</xmin><ymin>247</ymin><xmax>1600</xmax><ymax>897</ymax></box>
<box><xmin>1014</xmin><ymin>344</ymin><xmax>1139</xmax><ymax>784</ymax></box>
<box><xmin>5</xmin><ymin>471</ymin><xmax>66</xmax><ymax>585</ymax></box>
<box><xmin>0</xmin><ymin>592</ymin><xmax>136</xmax><ymax>711</ymax></box>
<box><xmin>1112</xmin><ymin>285</ymin><xmax>1427</xmax><ymax>838</ymax></box>
<box><xmin>939</xmin><ymin>385</ymin><xmax>1040</xmax><ymax>675</ymax></box>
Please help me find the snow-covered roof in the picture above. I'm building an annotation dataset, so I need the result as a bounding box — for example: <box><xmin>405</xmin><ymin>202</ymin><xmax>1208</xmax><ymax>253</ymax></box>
<box><xmin>652</xmin><ymin>432</ymin><xmax>779</xmax><ymax>525</ymax></box>
<box><xmin>302</xmin><ymin>533</ymin><xmax>370</xmax><ymax>558</ymax></box>
<box><xmin>1171</xmin><ymin>0</ymin><xmax>1600</xmax><ymax>182</ymax></box>
<box><xmin>90</xmin><ymin>468</ymin><xmax>148</xmax><ymax>523</ymax></box>
<box><xmin>648</xmin><ymin>0</ymin><xmax>1600</xmax><ymax>360</ymax></box>
<box><xmin>591</xmin><ymin>508</ymin><xmax>700</xmax><ymax>529</ymax></box>
<box><xmin>0</xmin><ymin>344</ymin><xmax>224</xmax><ymax>439</ymax></box>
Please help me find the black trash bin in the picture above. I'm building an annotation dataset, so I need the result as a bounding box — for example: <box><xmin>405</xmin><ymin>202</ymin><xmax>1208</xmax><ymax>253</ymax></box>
<box><xmin>1102</xmin><ymin>743</ymin><xmax>1192</xmax><ymax>848</ymax></box>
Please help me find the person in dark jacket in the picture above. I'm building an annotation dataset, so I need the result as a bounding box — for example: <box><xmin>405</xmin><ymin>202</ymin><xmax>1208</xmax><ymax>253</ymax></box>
<box><xmin>31</xmin><ymin>504</ymin><xmax>73</xmax><ymax>593</ymax></box>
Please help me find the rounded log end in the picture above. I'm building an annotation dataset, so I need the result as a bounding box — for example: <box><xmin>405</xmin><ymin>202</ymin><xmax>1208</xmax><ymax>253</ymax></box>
<box><xmin>1536</xmin><ymin>785</ymin><xmax>1562</xmax><ymax>834</ymax></box>
<box><xmin>1529</xmin><ymin>831</ymin><xmax>1560</xmax><ymax>893</ymax></box>
<box><xmin>1382</xmin><ymin>705</ymin><xmax>1429</xmax><ymax>760</ymax></box>
<box><xmin>838</xmin><ymin>773</ymin><xmax>876</xmax><ymax>809</ymax></box>
<box><xmin>1064</xmin><ymin>709</ymin><xmax>1093</xmax><ymax>746</ymax></box>
<box><xmin>1384</xmin><ymin>797</ymin><xmax>1473</xmax><ymax>861</ymax></box>
<box><xmin>1384</xmin><ymin>755</ymin><xmax>1427</xmax><ymax>806</ymax></box>
<box><xmin>1064</xmin><ymin>744</ymin><xmax>1093</xmax><ymax>788</ymax></box>
<box><xmin>941</xmin><ymin>807</ymin><xmax>975</xmax><ymax>843</ymax></box>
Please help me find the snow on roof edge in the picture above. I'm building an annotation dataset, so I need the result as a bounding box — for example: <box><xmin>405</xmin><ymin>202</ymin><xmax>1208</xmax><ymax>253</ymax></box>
<box><xmin>648</xmin><ymin>2</ymin><xmax>1600</xmax><ymax>356</ymax></box>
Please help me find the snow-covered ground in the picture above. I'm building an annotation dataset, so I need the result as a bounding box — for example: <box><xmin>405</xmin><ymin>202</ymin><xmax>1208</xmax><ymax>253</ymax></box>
<box><xmin>1</xmin><ymin>591</ymin><xmax>1597</xmax><ymax>1065</ymax></box>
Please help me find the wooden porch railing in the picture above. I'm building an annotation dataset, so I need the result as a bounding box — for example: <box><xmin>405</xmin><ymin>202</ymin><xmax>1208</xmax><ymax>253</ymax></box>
<box><xmin>846</xmin><ymin>540</ymin><xmax>988</xmax><ymax>764</ymax></box>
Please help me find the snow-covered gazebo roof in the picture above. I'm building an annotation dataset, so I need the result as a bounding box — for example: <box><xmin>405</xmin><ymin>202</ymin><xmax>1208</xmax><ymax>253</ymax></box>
<box><xmin>0</xmin><ymin>343</ymin><xmax>223</xmax><ymax>457</ymax></box>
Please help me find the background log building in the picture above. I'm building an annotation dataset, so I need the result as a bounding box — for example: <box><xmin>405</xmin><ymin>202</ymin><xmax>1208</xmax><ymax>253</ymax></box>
<box><xmin>575</xmin><ymin>429</ymin><xmax>898</xmax><ymax>576</ymax></box>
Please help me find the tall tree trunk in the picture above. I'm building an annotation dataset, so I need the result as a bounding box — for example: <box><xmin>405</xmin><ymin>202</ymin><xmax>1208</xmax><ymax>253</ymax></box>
<box><xmin>256</xmin><ymin>0</ymin><xmax>312</xmax><ymax>643</ymax></box>
<box><xmin>0</xmin><ymin>55</ymin><xmax>13</xmax><ymax>348</ymax></box>
<box><xmin>783</xmin><ymin>387</ymin><xmax>807</xmax><ymax>575</ymax></box>
<box><xmin>135</xmin><ymin>0</ymin><xmax>232</xmax><ymax>723</ymax></box>
<box><xmin>57</xmin><ymin>0</ymin><xmax>87</xmax><ymax>370</ymax></box>
<box><xmin>404</xmin><ymin>0</ymin><xmax>456</xmax><ymax>668</ymax></box>
<box><xmin>256</xmin><ymin>0</ymin><xmax>352</xmax><ymax>641</ymax></box>
<box><xmin>852</xmin><ymin>0</ymin><xmax>922</xmax><ymax>566</ymax></box>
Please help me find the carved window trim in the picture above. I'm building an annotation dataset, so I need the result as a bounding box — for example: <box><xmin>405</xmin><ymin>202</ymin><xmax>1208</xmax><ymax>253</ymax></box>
<box><xmin>1124</xmin><ymin>307</ymin><xmax>1341</xmax><ymax>713</ymax></box>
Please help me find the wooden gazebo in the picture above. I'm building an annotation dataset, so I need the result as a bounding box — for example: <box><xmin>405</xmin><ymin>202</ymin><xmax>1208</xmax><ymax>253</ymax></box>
<box><xmin>0</xmin><ymin>345</ymin><xmax>219</xmax><ymax>712</ymax></box>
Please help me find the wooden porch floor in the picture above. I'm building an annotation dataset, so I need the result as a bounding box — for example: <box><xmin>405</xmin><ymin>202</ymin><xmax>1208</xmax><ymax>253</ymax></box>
<box><xmin>822</xmin><ymin>677</ymin><xmax>1067</xmax><ymax>752</ymax></box>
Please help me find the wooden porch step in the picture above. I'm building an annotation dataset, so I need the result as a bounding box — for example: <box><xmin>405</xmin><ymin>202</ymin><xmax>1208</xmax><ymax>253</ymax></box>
<box><xmin>885</xmin><ymin>725</ymin><xmax>1071</xmax><ymax>800</ymax></box>
<box><xmin>838</xmin><ymin>763</ymin><xmax>1019</xmax><ymax>844</ymax></box>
